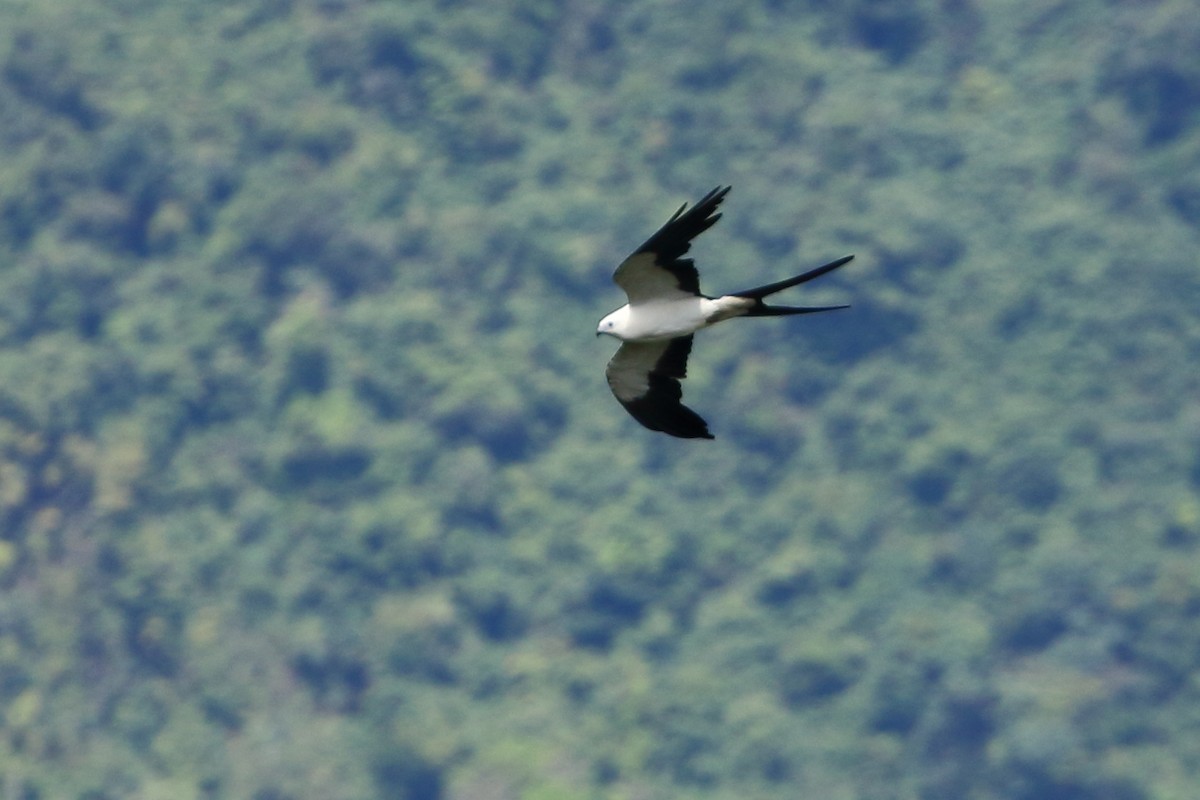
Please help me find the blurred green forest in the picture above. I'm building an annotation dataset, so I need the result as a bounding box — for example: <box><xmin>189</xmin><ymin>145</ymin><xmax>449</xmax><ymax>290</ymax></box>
<box><xmin>1</xmin><ymin>0</ymin><xmax>1199</xmax><ymax>798</ymax></box>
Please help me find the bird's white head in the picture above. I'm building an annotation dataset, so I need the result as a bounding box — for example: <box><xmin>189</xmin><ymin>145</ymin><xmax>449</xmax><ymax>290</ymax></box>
<box><xmin>596</xmin><ymin>306</ymin><xmax>629</xmax><ymax>339</ymax></box>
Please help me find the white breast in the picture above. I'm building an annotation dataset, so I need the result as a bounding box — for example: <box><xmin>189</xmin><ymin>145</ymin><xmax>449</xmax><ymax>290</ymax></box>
<box><xmin>623</xmin><ymin>299</ymin><xmax>709</xmax><ymax>341</ymax></box>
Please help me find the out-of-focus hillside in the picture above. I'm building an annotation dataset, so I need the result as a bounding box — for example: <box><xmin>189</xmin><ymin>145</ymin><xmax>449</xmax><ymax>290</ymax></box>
<box><xmin>1</xmin><ymin>1</ymin><xmax>1199</xmax><ymax>798</ymax></box>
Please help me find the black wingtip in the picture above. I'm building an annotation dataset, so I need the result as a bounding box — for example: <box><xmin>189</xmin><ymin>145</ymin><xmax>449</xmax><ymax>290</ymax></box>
<box><xmin>622</xmin><ymin>399</ymin><xmax>714</xmax><ymax>439</ymax></box>
<box><xmin>620</xmin><ymin>371</ymin><xmax>714</xmax><ymax>439</ymax></box>
<box><xmin>633</xmin><ymin>186</ymin><xmax>734</xmax><ymax>271</ymax></box>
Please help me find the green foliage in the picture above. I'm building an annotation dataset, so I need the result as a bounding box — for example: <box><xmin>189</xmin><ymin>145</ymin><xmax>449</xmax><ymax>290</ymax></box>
<box><xmin>0</xmin><ymin>0</ymin><xmax>1198</xmax><ymax>798</ymax></box>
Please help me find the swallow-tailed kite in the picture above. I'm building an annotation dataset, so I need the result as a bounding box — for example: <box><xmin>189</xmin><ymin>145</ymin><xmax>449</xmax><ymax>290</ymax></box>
<box><xmin>597</xmin><ymin>186</ymin><xmax>852</xmax><ymax>439</ymax></box>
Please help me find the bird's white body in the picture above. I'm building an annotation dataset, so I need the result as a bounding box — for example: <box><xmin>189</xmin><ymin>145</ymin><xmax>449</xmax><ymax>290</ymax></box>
<box><xmin>597</xmin><ymin>295</ymin><xmax>754</xmax><ymax>342</ymax></box>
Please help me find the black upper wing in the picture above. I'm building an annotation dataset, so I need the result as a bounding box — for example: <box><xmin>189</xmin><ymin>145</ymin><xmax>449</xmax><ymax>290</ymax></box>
<box><xmin>613</xmin><ymin>186</ymin><xmax>730</xmax><ymax>302</ymax></box>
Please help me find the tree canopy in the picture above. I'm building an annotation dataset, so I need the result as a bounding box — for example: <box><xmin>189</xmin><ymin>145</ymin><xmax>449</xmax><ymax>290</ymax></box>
<box><xmin>1</xmin><ymin>1</ymin><xmax>1199</xmax><ymax>798</ymax></box>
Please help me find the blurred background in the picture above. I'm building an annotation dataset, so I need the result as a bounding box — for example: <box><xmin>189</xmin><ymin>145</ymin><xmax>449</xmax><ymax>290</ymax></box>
<box><xmin>1</xmin><ymin>1</ymin><xmax>1198</xmax><ymax>798</ymax></box>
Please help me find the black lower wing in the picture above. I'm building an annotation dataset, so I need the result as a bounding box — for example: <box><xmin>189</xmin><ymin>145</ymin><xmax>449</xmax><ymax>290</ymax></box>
<box><xmin>607</xmin><ymin>336</ymin><xmax>713</xmax><ymax>439</ymax></box>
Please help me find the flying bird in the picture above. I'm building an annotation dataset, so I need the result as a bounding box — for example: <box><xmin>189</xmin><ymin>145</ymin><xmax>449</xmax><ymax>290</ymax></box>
<box><xmin>597</xmin><ymin>186</ymin><xmax>852</xmax><ymax>439</ymax></box>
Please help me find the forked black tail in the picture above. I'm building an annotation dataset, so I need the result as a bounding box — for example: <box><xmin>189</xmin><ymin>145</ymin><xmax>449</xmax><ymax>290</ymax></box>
<box><xmin>732</xmin><ymin>254</ymin><xmax>854</xmax><ymax>316</ymax></box>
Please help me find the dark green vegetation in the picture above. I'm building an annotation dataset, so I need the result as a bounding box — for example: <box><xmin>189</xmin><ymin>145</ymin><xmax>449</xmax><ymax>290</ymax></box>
<box><xmin>1</xmin><ymin>0</ymin><xmax>1199</xmax><ymax>798</ymax></box>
